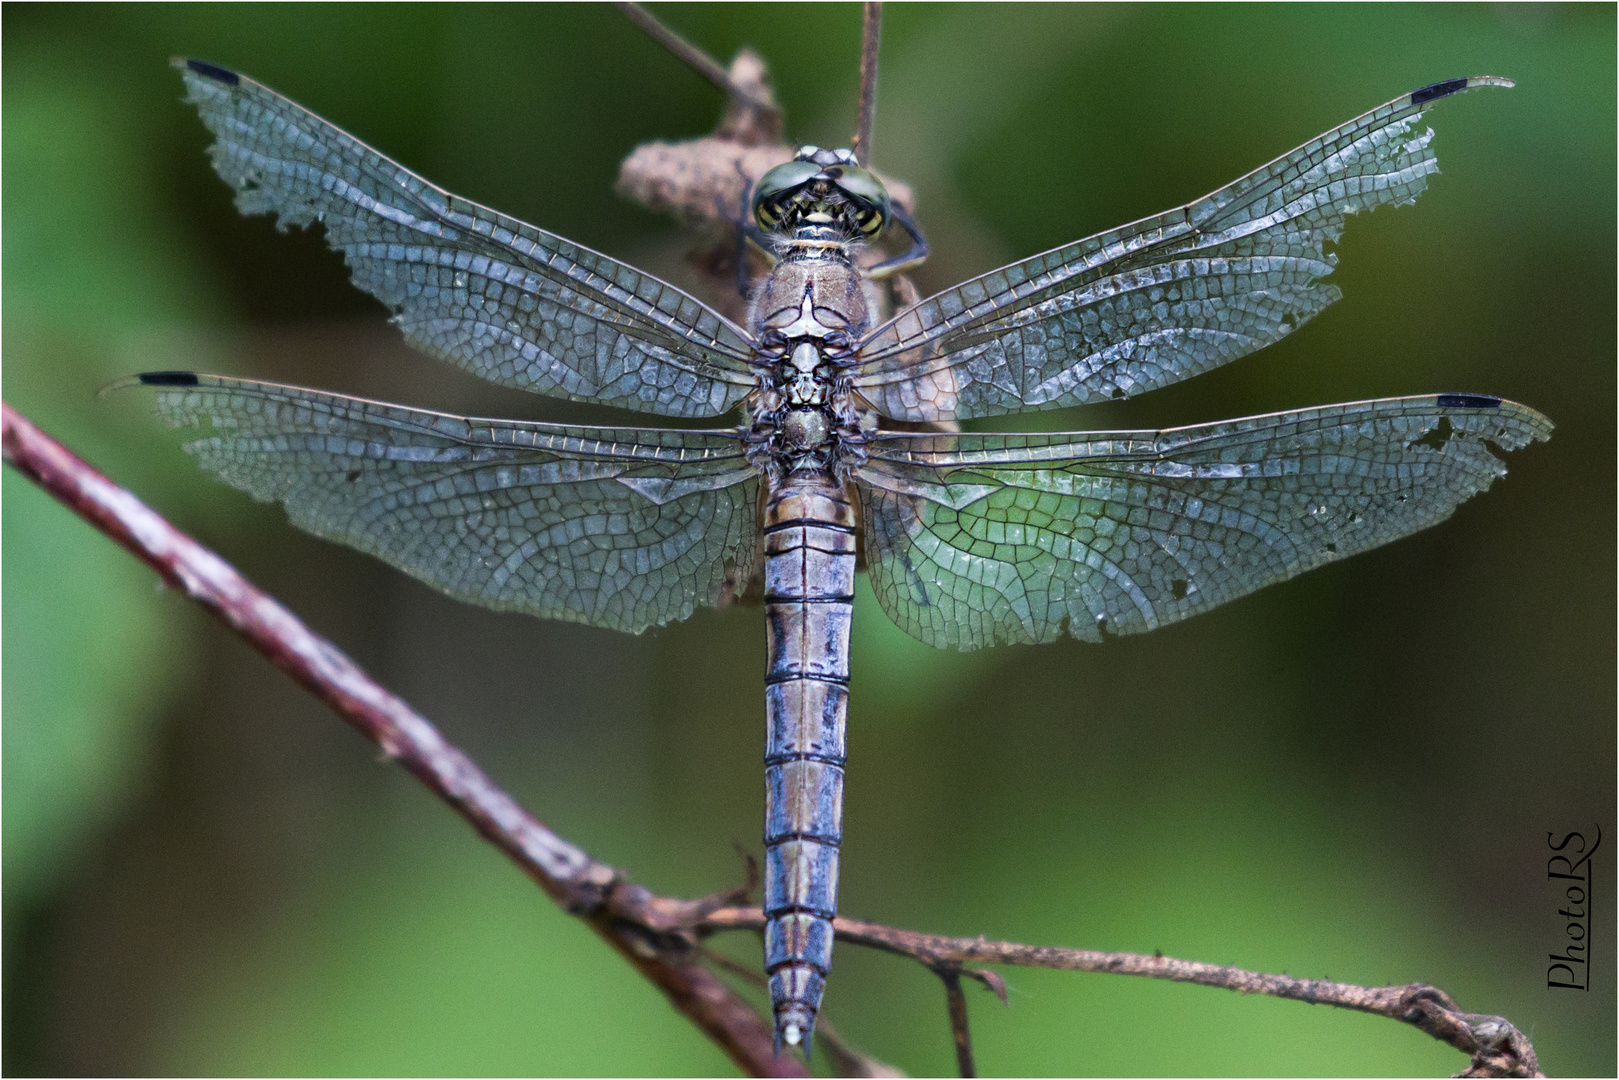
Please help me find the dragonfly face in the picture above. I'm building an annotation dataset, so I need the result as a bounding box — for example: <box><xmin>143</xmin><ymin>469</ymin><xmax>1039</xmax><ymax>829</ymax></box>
<box><xmin>128</xmin><ymin>54</ymin><xmax>1549</xmax><ymax>1059</ymax></box>
<box><xmin>752</xmin><ymin>146</ymin><xmax>892</xmax><ymax>241</ymax></box>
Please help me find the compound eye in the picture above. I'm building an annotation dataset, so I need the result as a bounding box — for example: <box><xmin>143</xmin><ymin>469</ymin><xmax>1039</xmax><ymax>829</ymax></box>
<box><xmin>752</xmin><ymin>159</ymin><xmax>820</xmax><ymax>227</ymax></box>
<box><xmin>756</xmin><ymin>159</ymin><xmax>820</xmax><ymax>199</ymax></box>
<box><xmin>832</xmin><ymin>166</ymin><xmax>892</xmax><ymax>237</ymax></box>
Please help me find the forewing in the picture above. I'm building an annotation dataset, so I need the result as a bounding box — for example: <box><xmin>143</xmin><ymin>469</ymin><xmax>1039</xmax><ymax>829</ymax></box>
<box><xmin>177</xmin><ymin>59</ymin><xmax>757</xmax><ymax>418</ymax></box>
<box><xmin>131</xmin><ymin>373</ymin><xmax>762</xmax><ymax>634</ymax></box>
<box><xmin>854</xmin><ymin>78</ymin><xmax>1512</xmax><ymax>422</ymax></box>
<box><xmin>854</xmin><ymin>394</ymin><xmax>1550</xmax><ymax>649</ymax></box>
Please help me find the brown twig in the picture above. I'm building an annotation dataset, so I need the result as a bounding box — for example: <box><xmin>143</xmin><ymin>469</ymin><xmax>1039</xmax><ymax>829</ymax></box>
<box><xmin>0</xmin><ymin>401</ymin><xmax>805</xmax><ymax>1080</ymax></box>
<box><xmin>698</xmin><ymin>906</ymin><xmax>1543</xmax><ymax>1078</ymax></box>
<box><xmin>615</xmin><ymin>1</ymin><xmax>782</xmax><ymax>124</ymax></box>
<box><xmin>938</xmin><ymin>965</ymin><xmax>974</xmax><ymax>1077</ymax></box>
<box><xmin>699</xmin><ymin>947</ymin><xmax>903</xmax><ymax>1078</ymax></box>
<box><xmin>5</xmin><ymin>398</ymin><xmax>1543</xmax><ymax>1079</ymax></box>
<box><xmin>851</xmin><ymin>2</ymin><xmax>882</xmax><ymax>163</ymax></box>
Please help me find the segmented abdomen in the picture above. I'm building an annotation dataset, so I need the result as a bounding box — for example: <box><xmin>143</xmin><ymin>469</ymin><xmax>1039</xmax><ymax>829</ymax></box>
<box><xmin>761</xmin><ymin>471</ymin><xmax>856</xmax><ymax>1052</ymax></box>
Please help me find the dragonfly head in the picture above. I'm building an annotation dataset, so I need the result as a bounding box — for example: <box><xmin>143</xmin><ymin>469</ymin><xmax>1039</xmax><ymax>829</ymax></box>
<box><xmin>753</xmin><ymin>146</ymin><xmax>891</xmax><ymax>240</ymax></box>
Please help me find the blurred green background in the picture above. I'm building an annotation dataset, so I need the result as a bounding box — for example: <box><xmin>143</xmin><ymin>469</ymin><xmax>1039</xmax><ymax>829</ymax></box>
<box><xmin>4</xmin><ymin>4</ymin><xmax>1613</xmax><ymax>1075</ymax></box>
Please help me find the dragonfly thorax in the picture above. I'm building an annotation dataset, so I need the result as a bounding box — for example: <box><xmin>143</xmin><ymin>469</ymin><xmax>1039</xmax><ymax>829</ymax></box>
<box><xmin>749</xmin><ymin>346</ymin><xmax>858</xmax><ymax>470</ymax></box>
<box><xmin>781</xmin><ymin>407</ymin><xmax>829</xmax><ymax>451</ymax></box>
<box><xmin>748</xmin><ymin>271</ymin><xmax>871</xmax><ymax>473</ymax></box>
<box><xmin>754</xmin><ymin>278</ymin><xmax>862</xmax><ymax>403</ymax></box>
<box><xmin>784</xmin><ymin>342</ymin><xmax>830</xmax><ymax>406</ymax></box>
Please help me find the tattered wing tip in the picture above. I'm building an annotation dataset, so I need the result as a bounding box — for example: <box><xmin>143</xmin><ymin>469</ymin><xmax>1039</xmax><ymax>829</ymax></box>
<box><xmin>174</xmin><ymin>57</ymin><xmax>240</xmax><ymax>85</ymax></box>
<box><xmin>100</xmin><ymin>372</ymin><xmax>201</xmax><ymax>398</ymax></box>
<box><xmin>139</xmin><ymin>371</ymin><xmax>203</xmax><ymax>387</ymax></box>
<box><xmin>1410</xmin><ymin>75</ymin><xmax>1513</xmax><ymax>106</ymax></box>
<box><xmin>1435</xmin><ymin>393</ymin><xmax>1502</xmax><ymax>410</ymax></box>
<box><xmin>1433</xmin><ymin>393</ymin><xmax>1555</xmax><ymax>444</ymax></box>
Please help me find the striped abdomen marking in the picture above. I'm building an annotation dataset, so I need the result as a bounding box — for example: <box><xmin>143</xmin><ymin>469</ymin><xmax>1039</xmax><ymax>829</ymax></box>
<box><xmin>762</xmin><ymin>471</ymin><xmax>856</xmax><ymax>1053</ymax></box>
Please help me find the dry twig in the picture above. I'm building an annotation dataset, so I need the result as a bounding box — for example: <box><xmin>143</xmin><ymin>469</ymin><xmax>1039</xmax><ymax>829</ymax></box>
<box><xmin>613</xmin><ymin>1</ymin><xmax>782</xmax><ymax>125</ymax></box>
<box><xmin>699</xmin><ymin>906</ymin><xmax>1544</xmax><ymax>1078</ymax></box>
<box><xmin>851</xmin><ymin>2</ymin><xmax>882</xmax><ymax>163</ymax></box>
<box><xmin>1</xmin><ymin>401</ymin><xmax>805</xmax><ymax>1079</ymax></box>
<box><xmin>3</xmin><ymin>399</ymin><xmax>1544</xmax><ymax>1079</ymax></box>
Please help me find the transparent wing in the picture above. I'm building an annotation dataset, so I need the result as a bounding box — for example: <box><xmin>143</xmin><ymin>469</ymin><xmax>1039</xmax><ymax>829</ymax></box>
<box><xmin>853</xmin><ymin>77</ymin><xmax>1512</xmax><ymax>422</ymax></box>
<box><xmin>177</xmin><ymin>59</ymin><xmax>758</xmax><ymax>418</ymax></box>
<box><xmin>129</xmin><ymin>372</ymin><xmax>762</xmax><ymax>634</ymax></box>
<box><xmin>854</xmin><ymin>394</ymin><xmax>1550</xmax><ymax>649</ymax></box>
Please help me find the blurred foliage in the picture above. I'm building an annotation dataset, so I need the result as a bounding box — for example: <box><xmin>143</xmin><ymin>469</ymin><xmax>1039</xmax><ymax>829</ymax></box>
<box><xmin>2</xmin><ymin>38</ymin><xmax>215</xmax><ymax>912</ymax></box>
<box><xmin>3</xmin><ymin>3</ymin><xmax>1613</xmax><ymax>1076</ymax></box>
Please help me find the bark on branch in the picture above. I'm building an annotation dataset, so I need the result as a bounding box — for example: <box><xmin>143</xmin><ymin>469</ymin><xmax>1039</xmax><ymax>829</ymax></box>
<box><xmin>3</xmin><ymin>400</ymin><xmax>1542</xmax><ymax>1079</ymax></box>
<box><xmin>697</xmin><ymin>906</ymin><xmax>1542</xmax><ymax>1078</ymax></box>
<box><xmin>2</xmin><ymin>401</ymin><xmax>800</xmax><ymax>1077</ymax></box>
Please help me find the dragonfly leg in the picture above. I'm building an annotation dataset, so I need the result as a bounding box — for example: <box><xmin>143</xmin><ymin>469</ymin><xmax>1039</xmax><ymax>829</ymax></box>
<box><xmin>864</xmin><ymin>203</ymin><xmax>929</xmax><ymax>279</ymax></box>
<box><xmin>716</xmin><ymin>166</ymin><xmax>775</xmax><ymax>302</ymax></box>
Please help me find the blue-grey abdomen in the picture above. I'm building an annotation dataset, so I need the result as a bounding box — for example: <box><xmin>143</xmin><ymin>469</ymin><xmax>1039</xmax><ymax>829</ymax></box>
<box><xmin>761</xmin><ymin>473</ymin><xmax>856</xmax><ymax>1052</ymax></box>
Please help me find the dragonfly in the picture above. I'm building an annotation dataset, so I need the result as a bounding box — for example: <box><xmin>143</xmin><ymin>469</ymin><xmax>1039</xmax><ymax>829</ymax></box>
<box><xmin>125</xmin><ymin>38</ymin><xmax>1550</xmax><ymax>1057</ymax></box>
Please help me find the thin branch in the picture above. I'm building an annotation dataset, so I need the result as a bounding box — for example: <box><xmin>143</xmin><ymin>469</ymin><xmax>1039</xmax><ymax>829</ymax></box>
<box><xmin>0</xmin><ymin>401</ymin><xmax>805</xmax><ymax>1080</ymax></box>
<box><xmin>851</xmin><ymin>2</ymin><xmax>882</xmax><ymax>162</ymax></box>
<box><xmin>615</xmin><ymin>1</ymin><xmax>782</xmax><ymax>122</ymax></box>
<box><xmin>699</xmin><ymin>947</ymin><xmax>903</xmax><ymax>1079</ymax></box>
<box><xmin>939</xmin><ymin>966</ymin><xmax>975</xmax><ymax>1078</ymax></box>
<box><xmin>5</xmin><ymin>397</ymin><xmax>1544</xmax><ymax>1079</ymax></box>
<box><xmin>697</xmin><ymin>907</ymin><xmax>1543</xmax><ymax>1078</ymax></box>
<box><xmin>810</xmin><ymin>1018</ymin><xmax>906</xmax><ymax>1080</ymax></box>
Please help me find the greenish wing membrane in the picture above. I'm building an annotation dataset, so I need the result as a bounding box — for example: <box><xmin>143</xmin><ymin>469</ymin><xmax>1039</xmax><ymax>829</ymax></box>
<box><xmin>854</xmin><ymin>394</ymin><xmax>1550</xmax><ymax>650</ymax></box>
<box><xmin>133</xmin><ymin>373</ymin><xmax>762</xmax><ymax>634</ymax></box>
<box><xmin>852</xmin><ymin>77</ymin><xmax>1512</xmax><ymax>423</ymax></box>
<box><xmin>175</xmin><ymin>59</ymin><xmax>757</xmax><ymax>418</ymax></box>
